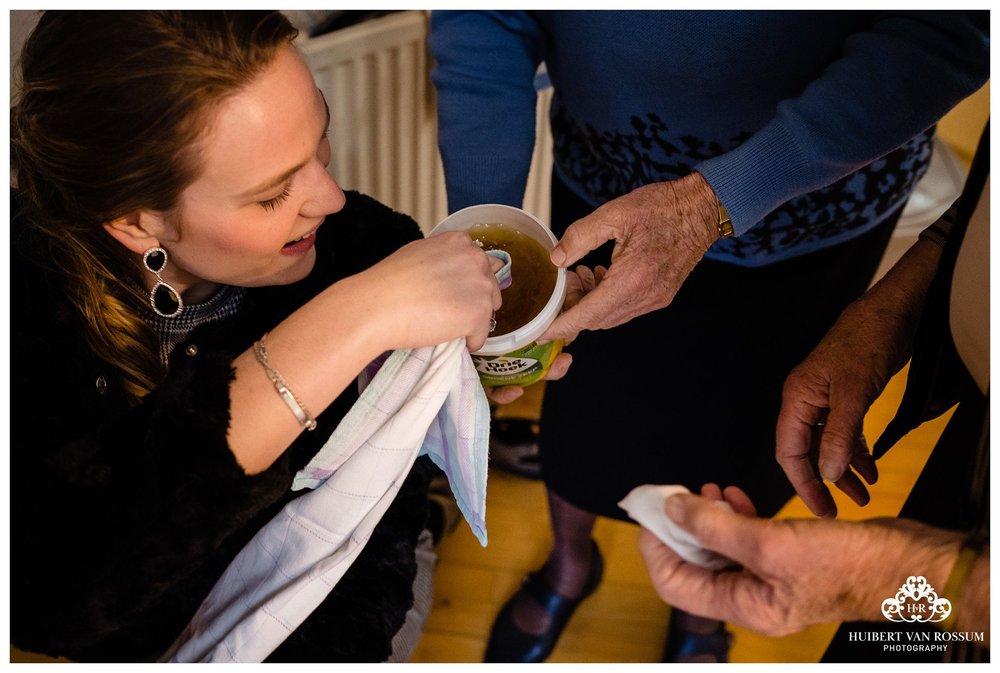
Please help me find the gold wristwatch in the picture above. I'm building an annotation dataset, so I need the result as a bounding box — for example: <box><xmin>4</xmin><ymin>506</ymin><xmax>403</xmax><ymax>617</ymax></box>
<box><xmin>717</xmin><ymin>198</ymin><xmax>734</xmax><ymax>239</ymax></box>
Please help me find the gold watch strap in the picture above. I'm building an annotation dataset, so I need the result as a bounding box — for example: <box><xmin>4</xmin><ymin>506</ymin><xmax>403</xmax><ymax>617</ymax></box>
<box><xmin>717</xmin><ymin>198</ymin><xmax>734</xmax><ymax>239</ymax></box>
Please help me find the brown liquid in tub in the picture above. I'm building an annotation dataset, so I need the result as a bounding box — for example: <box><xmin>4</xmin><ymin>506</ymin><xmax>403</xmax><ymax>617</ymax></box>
<box><xmin>469</xmin><ymin>223</ymin><xmax>557</xmax><ymax>336</ymax></box>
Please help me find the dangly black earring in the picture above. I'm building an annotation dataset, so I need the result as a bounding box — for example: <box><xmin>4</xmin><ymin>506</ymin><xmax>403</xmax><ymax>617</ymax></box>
<box><xmin>142</xmin><ymin>247</ymin><xmax>183</xmax><ymax>318</ymax></box>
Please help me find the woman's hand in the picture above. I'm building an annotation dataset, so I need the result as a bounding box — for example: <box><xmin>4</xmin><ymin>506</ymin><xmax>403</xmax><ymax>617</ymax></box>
<box><xmin>543</xmin><ymin>172</ymin><xmax>719</xmax><ymax>341</ymax></box>
<box><xmin>351</xmin><ymin>231</ymin><xmax>502</xmax><ymax>353</ymax></box>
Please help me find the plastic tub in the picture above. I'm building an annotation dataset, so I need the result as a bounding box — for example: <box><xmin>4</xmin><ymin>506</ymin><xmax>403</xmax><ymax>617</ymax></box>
<box><xmin>430</xmin><ymin>204</ymin><xmax>567</xmax><ymax>387</ymax></box>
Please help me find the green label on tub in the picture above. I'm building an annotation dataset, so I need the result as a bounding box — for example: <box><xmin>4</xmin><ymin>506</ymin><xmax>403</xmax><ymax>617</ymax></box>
<box><xmin>473</xmin><ymin>340</ymin><xmax>563</xmax><ymax>388</ymax></box>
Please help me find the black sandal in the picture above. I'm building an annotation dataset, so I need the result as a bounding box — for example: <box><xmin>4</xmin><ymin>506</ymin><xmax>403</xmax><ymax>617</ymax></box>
<box><xmin>484</xmin><ymin>541</ymin><xmax>604</xmax><ymax>662</ymax></box>
<box><xmin>488</xmin><ymin>417</ymin><xmax>542</xmax><ymax>480</ymax></box>
<box><xmin>661</xmin><ymin>619</ymin><xmax>733</xmax><ymax>663</ymax></box>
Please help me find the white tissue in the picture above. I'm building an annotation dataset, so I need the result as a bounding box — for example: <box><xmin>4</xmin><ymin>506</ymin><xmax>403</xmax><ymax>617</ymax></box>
<box><xmin>618</xmin><ymin>484</ymin><xmax>734</xmax><ymax>570</ymax></box>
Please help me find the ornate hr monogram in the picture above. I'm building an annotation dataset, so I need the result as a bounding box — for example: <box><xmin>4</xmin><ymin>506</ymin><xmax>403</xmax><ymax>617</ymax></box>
<box><xmin>881</xmin><ymin>576</ymin><xmax>952</xmax><ymax>623</ymax></box>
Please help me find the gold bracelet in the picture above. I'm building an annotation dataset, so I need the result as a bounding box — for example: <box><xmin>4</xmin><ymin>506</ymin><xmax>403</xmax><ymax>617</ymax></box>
<box><xmin>939</xmin><ymin>532</ymin><xmax>986</xmax><ymax>632</ymax></box>
<box><xmin>716</xmin><ymin>197</ymin><xmax>734</xmax><ymax>239</ymax></box>
<box><xmin>252</xmin><ymin>333</ymin><xmax>317</xmax><ymax>431</ymax></box>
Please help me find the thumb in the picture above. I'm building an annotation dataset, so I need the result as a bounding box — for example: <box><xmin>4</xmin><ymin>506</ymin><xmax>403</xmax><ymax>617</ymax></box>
<box><xmin>551</xmin><ymin>215</ymin><xmax>613</xmax><ymax>268</ymax></box>
<box><xmin>664</xmin><ymin>493</ymin><xmax>766</xmax><ymax>567</ymax></box>
<box><xmin>817</xmin><ymin>393</ymin><xmax>869</xmax><ymax>482</ymax></box>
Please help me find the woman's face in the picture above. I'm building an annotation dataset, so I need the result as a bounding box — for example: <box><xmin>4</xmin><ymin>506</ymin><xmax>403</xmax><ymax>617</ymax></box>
<box><xmin>156</xmin><ymin>45</ymin><xmax>345</xmax><ymax>301</ymax></box>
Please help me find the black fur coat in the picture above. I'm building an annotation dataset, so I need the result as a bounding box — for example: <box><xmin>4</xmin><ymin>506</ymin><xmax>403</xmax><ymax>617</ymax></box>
<box><xmin>10</xmin><ymin>191</ymin><xmax>433</xmax><ymax>662</ymax></box>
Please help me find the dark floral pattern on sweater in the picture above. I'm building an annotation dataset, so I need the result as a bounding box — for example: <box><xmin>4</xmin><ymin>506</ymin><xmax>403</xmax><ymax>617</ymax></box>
<box><xmin>550</xmin><ymin>96</ymin><xmax>933</xmax><ymax>263</ymax></box>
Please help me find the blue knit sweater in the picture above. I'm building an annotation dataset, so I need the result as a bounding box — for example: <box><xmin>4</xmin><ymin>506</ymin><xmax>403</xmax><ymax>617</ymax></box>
<box><xmin>430</xmin><ymin>10</ymin><xmax>988</xmax><ymax>265</ymax></box>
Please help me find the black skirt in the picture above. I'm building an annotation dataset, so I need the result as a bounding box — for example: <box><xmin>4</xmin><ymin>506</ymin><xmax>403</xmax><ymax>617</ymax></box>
<box><xmin>539</xmin><ymin>172</ymin><xmax>899</xmax><ymax>519</ymax></box>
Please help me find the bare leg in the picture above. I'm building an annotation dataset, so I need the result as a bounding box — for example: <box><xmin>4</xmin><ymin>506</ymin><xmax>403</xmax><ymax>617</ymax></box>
<box><xmin>510</xmin><ymin>489</ymin><xmax>597</xmax><ymax>635</ymax></box>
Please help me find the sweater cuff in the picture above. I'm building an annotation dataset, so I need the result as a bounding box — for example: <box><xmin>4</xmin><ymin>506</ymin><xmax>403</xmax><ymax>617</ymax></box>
<box><xmin>695</xmin><ymin>121</ymin><xmax>812</xmax><ymax>237</ymax></box>
<box><xmin>440</xmin><ymin>155</ymin><xmax>530</xmax><ymax>214</ymax></box>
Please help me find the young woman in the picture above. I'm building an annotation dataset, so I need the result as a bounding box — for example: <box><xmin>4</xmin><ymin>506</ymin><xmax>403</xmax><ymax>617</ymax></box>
<box><xmin>10</xmin><ymin>10</ymin><xmax>504</xmax><ymax>662</ymax></box>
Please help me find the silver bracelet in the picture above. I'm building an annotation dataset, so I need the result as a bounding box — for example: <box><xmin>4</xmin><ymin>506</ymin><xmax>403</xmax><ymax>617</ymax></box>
<box><xmin>252</xmin><ymin>333</ymin><xmax>317</xmax><ymax>431</ymax></box>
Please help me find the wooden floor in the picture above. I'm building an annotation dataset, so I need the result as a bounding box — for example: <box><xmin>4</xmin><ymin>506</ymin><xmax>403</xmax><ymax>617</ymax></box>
<box><xmin>410</xmin><ymin>366</ymin><xmax>952</xmax><ymax>664</ymax></box>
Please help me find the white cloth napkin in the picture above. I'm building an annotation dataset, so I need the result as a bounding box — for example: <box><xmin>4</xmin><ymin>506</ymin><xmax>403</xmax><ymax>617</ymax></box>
<box><xmin>163</xmin><ymin>339</ymin><xmax>490</xmax><ymax>663</ymax></box>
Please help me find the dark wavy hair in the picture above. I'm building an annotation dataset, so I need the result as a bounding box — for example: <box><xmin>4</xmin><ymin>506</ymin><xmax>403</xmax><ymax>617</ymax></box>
<box><xmin>11</xmin><ymin>10</ymin><xmax>299</xmax><ymax>402</ymax></box>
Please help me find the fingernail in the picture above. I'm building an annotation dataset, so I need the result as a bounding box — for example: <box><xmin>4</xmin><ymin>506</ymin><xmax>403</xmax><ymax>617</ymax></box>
<box><xmin>550</xmin><ymin>247</ymin><xmax>566</xmax><ymax>266</ymax></box>
<box><xmin>819</xmin><ymin>461</ymin><xmax>841</xmax><ymax>482</ymax></box>
<box><xmin>664</xmin><ymin>494</ymin><xmax>687</xmax><ymax>521</ymax></box>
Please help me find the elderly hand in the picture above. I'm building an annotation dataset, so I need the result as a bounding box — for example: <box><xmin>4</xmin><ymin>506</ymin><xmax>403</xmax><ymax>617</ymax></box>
<box><xmin>543</xmin><ymin>172</ymin><xmax>719</xmax><ymax>341</ymax></box>
<box><xmin>775</xmin><ymin>239</ymin><xmax>944</xmax><ymax>517</ymax></box>
<box><xmin>637</xmin><ymin>486</ymin><xmax>964</xmax><ymax>637</ymax></box>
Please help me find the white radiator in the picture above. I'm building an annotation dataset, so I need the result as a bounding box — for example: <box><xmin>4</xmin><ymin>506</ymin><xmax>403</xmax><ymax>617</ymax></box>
<box><xmin>297</xmin><ymin>10</ymin><xmax>553</xmax><ymax>234</ymax></box>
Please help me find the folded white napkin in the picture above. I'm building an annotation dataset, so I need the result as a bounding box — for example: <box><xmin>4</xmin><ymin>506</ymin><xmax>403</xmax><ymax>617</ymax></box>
<box><xmin>618</xmin><ymin>484</ymin><xmax>734</xmax><ymax>570</ymax></box>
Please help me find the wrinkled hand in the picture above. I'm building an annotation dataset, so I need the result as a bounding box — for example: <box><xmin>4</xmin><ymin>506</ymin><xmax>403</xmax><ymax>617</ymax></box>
<box><xmin>776</xmin><ymin>301</ymin><xmax>921</xmax><ymax>518</ymax></box>
<box><xmin>638</xmin><ymin>486</ymin><xmax>962</xmax><ymax>637</ymax></box>
<box><xmin>358</xmin><ymin>231</ymin><xmax>502</xmax><ymax>353</ymax></box>
<box><xmin>544</xmin><ymin>172</ymin><xmax>719</xmax><ymax>341</ymax></box>
<box><xmin>776</xmin><ymin>238</ymin><xmax>944</xmax><ymax>517</ymax></box>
